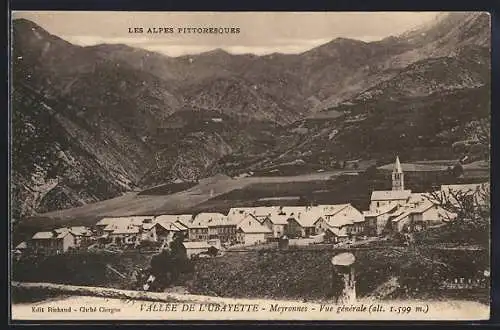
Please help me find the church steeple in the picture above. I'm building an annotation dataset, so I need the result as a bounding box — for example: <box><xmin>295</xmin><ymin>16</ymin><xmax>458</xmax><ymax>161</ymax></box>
<box><xmin>392</xmin><ymin>156</ymin><xmax>404</xmax><ymax>191</ymax></box>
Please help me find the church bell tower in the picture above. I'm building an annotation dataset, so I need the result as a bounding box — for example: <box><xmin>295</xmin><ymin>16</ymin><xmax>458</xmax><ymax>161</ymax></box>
<box><xmin>392</xmin><ymin>156</ymin><xmax>404</xmax><ymax>191</ymax></box>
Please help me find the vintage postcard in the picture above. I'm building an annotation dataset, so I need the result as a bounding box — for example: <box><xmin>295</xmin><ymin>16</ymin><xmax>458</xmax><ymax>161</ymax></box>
<box><xmin>9</xmin><ymin>11</ymin><xmax>491</xmax><ymax>321</ymax></box>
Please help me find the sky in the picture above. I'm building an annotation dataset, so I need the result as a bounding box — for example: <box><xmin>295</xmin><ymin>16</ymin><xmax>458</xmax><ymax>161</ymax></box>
<box><xmin>12</xmin><ymin>11</ymin><xmax>443</xmax><ymax>57</ymax></box>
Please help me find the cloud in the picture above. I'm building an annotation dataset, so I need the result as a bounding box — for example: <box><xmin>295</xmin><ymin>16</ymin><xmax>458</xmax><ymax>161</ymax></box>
<box><xmin>61</xmin><ymin>35</ymin><xmax>379</xmax><ymax>57</ymax></box>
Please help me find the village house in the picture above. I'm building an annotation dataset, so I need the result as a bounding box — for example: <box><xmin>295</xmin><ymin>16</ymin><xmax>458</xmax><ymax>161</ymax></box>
<box><xmin>95</xmin><ymin>216</ymin><xmax>154</xmax><ymax>245</ymax></box>
<box><xmin>227</xmin><ymin>207</ymin><xmax>256</xmax><ymax>225</ymax></box>
<box><xmin>388</xmin><ymin>200</ymin><xmax>457</xmax><ymax>233</ymax></box>
<box><xmin>171</xmin><ymin>221</ymin><xmax>189</xmax><ymax>237</ymax></box>
<box><xmin>29</xmin><ymin>229</ymin><xmax>77</xmax><ymax>255</ymax></box>
<box><xmin>155</xmin><ymin>214</ymin><xmax>192</xmax><ymax>232</ymax></box>
<box><xmin>140</xmin><ymin>222</ymin><xmax>160</xmax><ymax>242</ymax></box>
<box><xmin>262</xmin><ymin>214</ymin><xmax>289</xmax><ymax>239</ymax></box>
<box><xmin>328</xmin><ymin>204</ymin><xmax>365</xmax><ymax>235</ymax></box>
<box><xmin>12</xmin><ymin>241</ymin><xmax>27</xmax><ymax>260</ymax></box>
<box><xmin>188</xmin><ymin>213</ymin><xmax>225</xmax><ymax>241</ymax></box>
<box><xmin>388</xmin><ymin>209</ymin><xmax>413</xmax><ymax>233</ymax></box>
<box><xmin>186</xmin><ymin>222</ymin><xmax>208</xmax><ymax>241</ymax></box>
<box><xmin>140</xmin><ymin>222</ymin><xmax>184</xmax><ymax>244</ymax></box>
<box><xmin>95</xmin><ymin>216</ymin><xmax>153</xmax><ymax>235</ymax></box>
<box><xmin>408</xmin><ymin>202</ymin><xmax>457</xmax><ymax>232</ymax></box>
<box><xmin>95</xmin><ymin>217</ymin><xmax>116</xmax><ymax>235</ymax></box>
<box><xmin>207</xmin><ymin>217</ymin><xmax>238</xmax><ymax>243</ymax></box>
<box><xmin>284</xmin><ymin>206</ymin><xmax>321</xmax><ymax>238</ymax></box>
<box><xmin>64</xmin><ymin>226</ymin><xmax>93</xmax><ymax>246</ymax></box>
<box><xmin>154</xmin><ymin>215</ymin><xmax>190</xmax><ymax>242</ymax></box>
<box><xmin>236</xmin><ymin>214</ymin><xmax>273</xmax><ymax>246</ymax></box>
<box><xmin>363</xmin><ymin>205</ymin><xmax>399</xmax><ymax>236</ymax></box>
<box><xmin>183</xmin><ymin>239</ymin><xmax>222</xmax><ymax>259</ymax></box>
<box><xmin>314</xmin><ymin>204</ymin><xmax>365</xmax><ymax>242</ymax></box>
<box><xmin>103</xmin><ymin>223</ymin><xmax>140</xmax><ymax>246</ymax></box>
<box><xmin>14</xmin><ymin>241</ymin><xmax>27</xmax><ymax>254</ymax></box>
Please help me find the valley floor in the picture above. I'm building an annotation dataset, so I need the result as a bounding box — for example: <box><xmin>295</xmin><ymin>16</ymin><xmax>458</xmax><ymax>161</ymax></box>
<box><xmin>19</xmin><ymin>170</ymin><xmax>353</xmax><ymax>230</ymax></box>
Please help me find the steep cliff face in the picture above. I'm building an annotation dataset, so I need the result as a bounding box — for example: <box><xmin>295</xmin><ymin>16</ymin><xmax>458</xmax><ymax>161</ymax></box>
<box><xmin>11</xmin><ymin>84</ymin><xmax>142</xmax><ymax>221</ymax></box>
<box><xmin>11</xmin><ymin>12</ymin><xmax>491</xmax><ymax>218</ymax></box>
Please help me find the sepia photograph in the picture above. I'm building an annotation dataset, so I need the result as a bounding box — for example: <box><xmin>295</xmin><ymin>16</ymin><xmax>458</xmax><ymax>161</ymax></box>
<box><xmin>9</xmin><ymin>11</ymin><xmax>491</xmax><ymax>321</ymax></box>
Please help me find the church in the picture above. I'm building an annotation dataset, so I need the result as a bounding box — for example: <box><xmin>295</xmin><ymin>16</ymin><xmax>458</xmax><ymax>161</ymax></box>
<box><xmin>365</xmin><ymin>156</ymin><xmax>456</xmax><ymax>235</ymax></box>
<box><xmin>369</xmin><ymin>156</ymin><xmax>412</xmax><ymax>213</ymax></box>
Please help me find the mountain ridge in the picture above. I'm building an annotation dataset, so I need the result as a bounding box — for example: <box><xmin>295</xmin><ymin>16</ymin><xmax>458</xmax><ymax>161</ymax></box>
<box><xmin>11</xmin><ymin>12</ymin><xmax>491</xmax><ymax>220</ymax></box>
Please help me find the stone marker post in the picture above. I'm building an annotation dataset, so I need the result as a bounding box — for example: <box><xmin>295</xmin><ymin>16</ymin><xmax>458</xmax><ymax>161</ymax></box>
<box><xmin>331</xmin><ymin>252</ymin><xmax>356</xmax><ymax>304</ymax></box>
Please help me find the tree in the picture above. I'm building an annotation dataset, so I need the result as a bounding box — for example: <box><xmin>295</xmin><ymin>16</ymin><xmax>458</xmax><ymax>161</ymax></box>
<box><xmin>464</xmin><ymin>118</ymin><xmax>490</xmax><ymax>161</ymax></box>
<box><xmin>207</xmin><ymin>246</ymin><xmax>219</xmax><ymax>257</ymax></box>
<box><xmin>452</xmin><ymin>163</ymin><xmax>464</xmax><ymax>178</ymax></box>
<box><xmin>425</xmin><ymin>183</ymin><xmax>490</xmax><ymax>247</ymax></box>
<box><xmin>364</xmin><ymin>165</ymin><xmax>378</xmax><ymax>178</ymax></box>
<box><xmin>149</xmin><ymin>232</ymin><xmax>193</xmax><ymax>291</ymax></box>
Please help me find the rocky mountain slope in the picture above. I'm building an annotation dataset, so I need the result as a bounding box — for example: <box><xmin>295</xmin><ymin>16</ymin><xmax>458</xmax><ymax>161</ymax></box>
<box><xmin>11</xmin><ymin>82</ymin><xmax>146</xmax><ymax>221</ymax></box>
<box><xmin>11</xmin><ymin>12</ymin><xmax>490</xmax><ymax>219</ymax></box>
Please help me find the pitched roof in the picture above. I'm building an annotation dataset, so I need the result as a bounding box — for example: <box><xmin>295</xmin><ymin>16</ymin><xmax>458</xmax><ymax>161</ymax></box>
<box><xmin>156</xmin><ymin>221</ymin><xmax>184</xmax><ymax>231</ymax></box>
<box><xmin>183</xmin><ymin>241</ymin><xmax>211</xmax><ymax>249</ymax></box>
<box><xmin>96</xmin><ymin>217</ymin><xmax>115</xmax><ymax>226</ymax></box>
<box><xmin>174</xmin><ymin>221</ymin><xmax>189</xmax><ymax>231</ymax></box>
<box><xmin>154</xmin><ymin>214</ymin><xmax>192</xmax><ymax>224</ymax></box>
<box><xmin>318</xmin><ymin>204</ymin><xmax>350</xmax><ymax>215</ymax></box>
<box><xmin>68</xmin><ymin>226</ymin><xmax>91</xmax><ymax>236</ymax></box>
<box><xmin>208</xmin><ymin>217</ymin><xmax>235</xmax><ymax>227</ymax></box>
<box><xmin>55</xmin><ymin>226</ymin><xmax>91</xmax><ymax>236</ymax></box>
<box><xmin>227</xmin><ymin>207</ymin><xmax>255</xmax><ymax>224</ymax></box>
<box><xmin>326</xmin><ymin>227</ymin><xmax>348</xmax><ymax>237</ymax></box>
<box><xmin>183</xmin><ymin>239</ymin><xmax>221</xmax><ymax>250</ymax></box>
<box><xmin>142</xmin><ymin>223</ymin><xmax>156</xmax><ymax>230</ymax></box>
<box><xmin>253</xmin><ymin>206</ymin><xmax>282</xmax><ymax>217</ymax></box>
<box><xmin>390</xmin><ymin>211</ymin><xmax>411</xmax><ymax>223</ymax></box>
<box><xmin>324</xmin><ymin>205</ymin><xmax>364</xmax><ymax>227</ymax></box>
<box><xmin>110</xmin><ymin>226</ymin><xmax>140</xmax><ymax>235</ymax></box>
<box><xmin>237</xmin><ymin>215</ymin><xmax>272</xmax><ymax>233</ymax></box>
<box><xmin>103</xmin><ymin>223</ymin><xmax>119</xmax><ymax>231</ymax></box>
<box><xmin>32</xmin><ymin>232</ymin><xmax>53</xmax><ymax>239</ymax></box>
<box><xmin>103</xmin><ymin>222</ymin><xmax>140</xmax><ymax>234</ymax></box>
<box><xmin>32</xmin><ymin>230</ymin><xmax>72</xmax><ymax>240</ymax></box>
<box><xmin>15</xmin><ymin>241</ymin><xmax>27</xmax><ymax>249</ymax></box>
<box><xmin>371</xmin><ymin>190</ymin><xmax>412</xmax><ymax>201</ymax></box>
<box><xmin>407</xmin><ymin>201</ymin><xmax>457</xmax><ymax>220</ymax></box>
<box><xmin>96</xmin><ymin>216</ymin><xmax>153</xmax><ymax>227</ymax></box>
<box><xmin>407</xmin><ymin>192</ymin><xmax>429</xmax><ymax>205</ymax></box>
<box><xmin>194</xmin><ymin>213</ymin><xmax>227</xmax><ymax>227</ymax></box>
<box><xmin>363</xmin><ymin>205</ymin><xmax>399</xmax><ymax>217</ymax></box>
<box><xmin>410</xmin><ymin>200</ymin><xmax>435</xmax><ymax>214</ymax></box>
<box><xmin>291</xmin><ymin>207</ymin><xmax>324</xmax><ymax>227</ymax></box>
<box><xmin>267</xmin><ymin>214</ymin><xmax>290</xmax><ymax>225</ymax></box>
<box><xmin>188</xmin><ymin>220</ymin><xmax>209</xmax><ymax>229</ymax></box>
<box><xmin>53</xmin><ymin>230</ymin><xmax>72</xmax><ymax>239</ymax></box>
<box><xmin>228</xmin><ymin>207</ymin><xmax>255</xmax><ymax>216</ymax></box>
<box><xmin>280</xmin><ymin>206</ymin><xmax>308</xmax><ymax>216</ymax></box>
